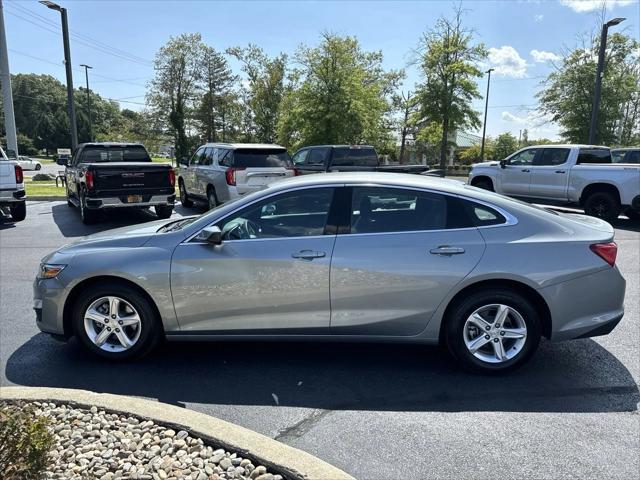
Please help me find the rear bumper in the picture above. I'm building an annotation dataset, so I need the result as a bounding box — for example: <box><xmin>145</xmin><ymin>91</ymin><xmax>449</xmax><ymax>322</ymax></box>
<box><xmin>0</xmin><ymin>189</ymin><xmax>26</xmax><ymax>204</ymax></box>
<box><xmin>86</xmin><ymin>194</ymin><xmax>175</xmax><ymax>210</ymax></box>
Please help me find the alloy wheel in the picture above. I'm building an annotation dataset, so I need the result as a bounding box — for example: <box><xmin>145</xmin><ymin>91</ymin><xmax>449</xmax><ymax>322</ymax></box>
<box><xmin>83</xmin><ymin>296</ymin><xmax>142</xmax><ymax>352</ymax></box>
<box><xmin>463</xmin><ymin>303</ymin><xmax>527</xmax><ymax>364</ymax></box>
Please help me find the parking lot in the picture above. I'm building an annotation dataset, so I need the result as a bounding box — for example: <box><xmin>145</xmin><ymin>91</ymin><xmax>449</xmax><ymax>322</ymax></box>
<box><xmin>1</xmin><ymin>201</ymin><xmax>639</xmax><ymax>479</ymax></box>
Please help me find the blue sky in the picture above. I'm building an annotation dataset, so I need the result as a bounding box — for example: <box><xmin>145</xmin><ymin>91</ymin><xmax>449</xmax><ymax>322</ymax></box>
<box><xmin>3</xmin><ymin>0</ymin><xmax>639</xmax><ymax>140</ymax></box>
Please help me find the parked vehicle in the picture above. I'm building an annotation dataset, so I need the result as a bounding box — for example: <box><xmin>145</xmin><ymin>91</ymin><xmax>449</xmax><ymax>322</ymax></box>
<box><xmin>292</xmin><ymin>145</ymin><xmax>430</xmax><ymax>174</ymax></box>
<box><xmin>469</xmin><ymin>145</ymin><xmax>640</xmax><ymax>222</ymax></box>
<box><xmin>178</xmin><ymin>143</ymin><xmax>297</xmax><ymax>210</ymax></box>
<box><xmin>17</xmin><ymin>156</ymin><xmax>42</xmax><ymax>171</ymax></box>
<box><xmin>58</xmin><ymin>143</ymin><xmax>176</xmax><ymax>224</ymax></box>
<box><xmin>35</xmin><ymin>172</ymin><xmax>625</xmax><ymax>372</ymax></box>
<box><xmin>612</xmin><ymin>147</ymin><xmax>640</xmax><ymax>164</ymax></box>
<box><xmin>0</xmin><ymin>145</ymin><xmax>26</xmax><ymax>222</ymax></box>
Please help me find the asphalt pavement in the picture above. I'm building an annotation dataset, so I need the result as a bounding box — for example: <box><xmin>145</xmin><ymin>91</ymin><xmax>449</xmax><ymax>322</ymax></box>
<box><xmin>1</xmin><ymin>201</ymin><xmax>638</xmax><ymax>479</ymax></box>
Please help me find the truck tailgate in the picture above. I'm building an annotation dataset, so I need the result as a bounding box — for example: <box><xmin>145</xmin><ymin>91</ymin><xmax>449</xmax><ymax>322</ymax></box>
<box><xmin>90</xmin><ymin>163</ymin><xmax>172</xmax><ymax>192</ymax></box>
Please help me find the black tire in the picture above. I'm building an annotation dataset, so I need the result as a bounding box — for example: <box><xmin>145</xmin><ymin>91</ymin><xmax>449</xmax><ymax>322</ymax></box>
<box><xmin>207</xmin><ymin>187</ymin><xmax>218</xmax><ymax>210</ymax></box>
<box><xmin>624</xmin><ymin>208</ymin><xmax>640</xmax><ymax>221</ymax></box>
<box><xmin>65</xmin><ymin>185</ymin><xmax>74</xmax><ymax>207</ymax></box>
<box><xmin>179</xmin><ymin>179</ymin><xmax>193</xmax><ymax>208</ymax></box>
<box><xmin>9</xmin><ymin>202</ymin><xmax>26</xmax><ymax>222</ymax></box>
<box><xmin>444</xmin><ymin>288</ymin><xmax>541</xmax><ymax>373</ymax></box>
<box><xmin>79</xmin><ymin>189</ymin><xmax>97</xmax><ymax>224</ymax></box>
<box><xmin>473</xmin><ymin>178</ymin><xmax>494</xmax><ymax>191</ymax></box>
<box><xmin>583</xmin><ymin>191</ymin><xmax>620</xmax><ymax>223</ymax></box>
<box><xmin>155</xmin><ymin>204</ymin><xmax>173</xmax><ymax>219</ymax></box>
<box><xmin>35</xmin><ymin>163</ymin><xmax>42</xmax><ymax>170</ymax></box>
<box><xmin>72</xmin><ymin>283</ymin><xmax>162</xmax><ymax>361</ymax></box>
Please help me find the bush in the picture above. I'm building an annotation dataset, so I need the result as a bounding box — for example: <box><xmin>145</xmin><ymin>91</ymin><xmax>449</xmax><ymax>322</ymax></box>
<box><xmin>0</xmin><ymin>403</ymin><xmax>54</xmax><ymax>479</ymax></box>
<box><xmin>32</xmin><ymin>174</ymin><xmax>55</xmax><ymax>182</ymax></box>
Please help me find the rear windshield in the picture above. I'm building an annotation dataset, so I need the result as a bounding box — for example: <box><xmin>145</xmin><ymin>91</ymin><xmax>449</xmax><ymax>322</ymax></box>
<box><xmin>332</xmin><ymin>147</ymin><xmax>378</xmax><ymax>167</ymax></box>
<box><xmin>80</xmin><ymin>146</ymin><xmax>151</xmax><ymax>163</ymax></box>
<box><xmin>232</xmin><ymin>149</ymin><xmax>291</xmax><ymax>168</ymax></box>
<box><xmin>577</xmin><ymin>148</ymin><xmax>611</xmax><ymax>164</ymax></box>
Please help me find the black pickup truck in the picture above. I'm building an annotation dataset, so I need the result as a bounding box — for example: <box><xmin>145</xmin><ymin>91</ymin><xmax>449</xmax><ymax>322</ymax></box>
<box><xmin>58</xmin><ymin>143</ymin><xmax>175</xmax><ymax>224</ymax></box>
<box><xmin>291</xmin><ymin>145</ymin><xmax>430</xmax><ymax>174</ymax></box>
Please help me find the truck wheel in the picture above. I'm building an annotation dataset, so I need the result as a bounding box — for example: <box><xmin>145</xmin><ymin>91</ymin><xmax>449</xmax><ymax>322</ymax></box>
<box><xmin>178</xmin><ymin>179</ymin><xmax>193</xmax><ymax>208</ymax></box>
<box><xmin>473</xmin><ymin>178</ymin><xmax>494</xmax><ymax>191</ymax></box>
<box><xmin>79</xmin><ymin>190</ymin><xmax>97</xmax><ymax>224</ymax></box>
<box><xmin>584</xmin><ymin>191</ymin><xmax>620</xmax><ymax>223</ymax></box>
<box><xmin>9</xmin><ymin>202</ymin><xmax>26</xmax><ymax>222</ymax></box>
<box><xmin>155</xmin><ymin>205</ymin><xmax>173</xmax><ymax>219</ymax></box>
<box><xmin>624</xmin><ymin>208</ymin><xmax>640</xmax><ymax>221</ymax></box>
<box><xmin>207</xmin><ymin>187</ymin><xmax>218</xmax><ymax>210</ymax></box>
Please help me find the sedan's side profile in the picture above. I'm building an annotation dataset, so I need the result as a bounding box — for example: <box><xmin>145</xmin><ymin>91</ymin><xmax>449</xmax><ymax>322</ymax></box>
<box><xmin>34</xmin><ymin>173</ymin><xmax>626</xmax><ymax>372</ymax></box>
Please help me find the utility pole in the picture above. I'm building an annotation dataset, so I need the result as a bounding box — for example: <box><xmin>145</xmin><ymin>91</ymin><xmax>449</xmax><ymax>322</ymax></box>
<box><xmin>80</xmin><ymin>64</ymin><xmax>93</xmax><ymax>142</ymax></box>
<box><xmin>588</xmin><ymin>17</ymin><xmax>625</xmax><ymax>145</ymax></box>
<box><xmin>0</xmin><ymin>0</ymin><xmax>18</xmax><ymax>158</ymax></box>
<box><xmin>479</xmin><ymin>68</ymin><xmax>494</xmax><ymax>161</ymax></box>
<box><xmin>40</xmin><ymin>1</ymin><xmax>78</xmax><ymax>150</ymax></box>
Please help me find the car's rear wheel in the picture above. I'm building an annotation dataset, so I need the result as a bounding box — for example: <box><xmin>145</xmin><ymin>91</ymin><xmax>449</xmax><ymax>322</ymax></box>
<box><xmin>155</xmin><ymin>205</ymin><xmax>173</xmax><ymax>219</ymax></box>
<box><xmin>584</xmin><ymin>191</ymin><xmax>620</xmax><ymax>223</ymax></box>
<box><xmin>35</xmin><ymin>163</ymin><xmax>42</xmax><ymax>170</ymax></box>
<box><xmin>445</xmin><ymin>288</ymin><xmax>541</xmax><ymax>373</ymax></box>
<box><xmin>72</xmin><ymin>284</ymin><xmax>161</xmax><ymax>361</ymax></box>
<box><xmin>9</xmin><ymin>202</ymin><xmax>26</xmax><ymax>222</ymax></box>
<box><xmin>179</xmin><ymin>179</ymin><xmax>193</xmax><ymax>208</ymax></box>
<box><xmin>207</xmin><ymin>187</ymin><xmax>218</xmax><ymax>210</ymax></box>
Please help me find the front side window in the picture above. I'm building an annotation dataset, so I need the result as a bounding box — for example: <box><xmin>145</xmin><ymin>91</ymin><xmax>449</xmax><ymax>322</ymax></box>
<box><xmin>189</xmin><ymin>147</ymin><xmax>205</xmax><ymax>166</ymax></box>
<box><xmin>534</xmin><ymin>148</ymin><xmax>570</xmax><ymax>166</ymax></box>
<box><xmin>577</xmin><ymin>148</ymin><xmax>611</xmax><ymax>164</ymax></box>
<box><xmin>217</xmin><ymin>188</ymin><xmax>334</xmax><ymax>240</ymax></box>
<box><xmin>508</xmin><ymin>149</ymin><xmax>537</xmax><ymax>166</ymax></box>
<box><xmin>292</xmin><ymin>150</ymin><xmax>309</xmax><ymax>165</ymax></box>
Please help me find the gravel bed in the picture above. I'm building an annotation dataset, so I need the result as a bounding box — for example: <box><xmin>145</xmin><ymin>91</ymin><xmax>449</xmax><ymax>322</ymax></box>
<box><xmin>3</xmin><ymin>401</ymin><xmax>284</xmax><ymax>480</ymax></box>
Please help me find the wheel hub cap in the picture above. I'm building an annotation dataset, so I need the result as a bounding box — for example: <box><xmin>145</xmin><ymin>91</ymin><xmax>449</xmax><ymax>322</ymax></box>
<box><xmin>84</xmin><ymin>296</ymin><xmax>142</xmax><ymax>352</ymax></box>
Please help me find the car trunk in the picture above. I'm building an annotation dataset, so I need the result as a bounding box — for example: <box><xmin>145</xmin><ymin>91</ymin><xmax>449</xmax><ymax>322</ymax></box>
<box><xmin>232</xmin><ymin>148</ymin><xmax>294</xmax><ymax>195</ymax></box>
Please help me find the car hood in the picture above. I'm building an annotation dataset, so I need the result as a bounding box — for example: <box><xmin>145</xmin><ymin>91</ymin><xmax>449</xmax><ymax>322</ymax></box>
<box><xmin>57</xmin><ymin>219</ymin><xmax>171</xmax><ymax>253</ymax></box>
<box><xmin>472</xmin><ymin>161</ymin><xmax>500</xmax><ymax>168</ymax></box>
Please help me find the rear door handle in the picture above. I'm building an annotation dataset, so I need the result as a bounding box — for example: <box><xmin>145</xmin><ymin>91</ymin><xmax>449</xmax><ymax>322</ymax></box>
<box><xmin>521</xmin><ymin>169</ymin><xmax>531</xmax><ymax>173</ymax></box>
<box><xmin>429</xmin><ymin>246</ymin><xmax>465</xmax><ymax>256</ymax></box>
<box><xmin>292</xmin><ymin>250</ymin><xmax>326</xmax><ymax>260</ymax></box>
<box><xmin>555</xmin><ymin>170</ymin><xmax>566</xmax><ymax>174</ymax></box>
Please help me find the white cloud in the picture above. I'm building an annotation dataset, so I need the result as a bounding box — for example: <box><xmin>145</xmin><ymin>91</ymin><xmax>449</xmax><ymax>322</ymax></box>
<box><xmin>530</xmin><ymin>49</ymin><xmax>562</xmax><ymax>63</ymax></box>
<box><xmin>501</xmin><ymin>110</ymin><xmax>557</xmax><ymax>137</ymax></box>
<box><xmin>534</xmin><ymin>14</ymin><xmax>544</xmax><ymax>22</ymax></box>
<box><xmin>488</xmin><ymin>46</ymin><xmax>528</xmax><ymax>78</ymax></box>
<box><xmin>560</xmin><ymin>0</ymin><xmax>636</xmax><ymax>13</ymax></box>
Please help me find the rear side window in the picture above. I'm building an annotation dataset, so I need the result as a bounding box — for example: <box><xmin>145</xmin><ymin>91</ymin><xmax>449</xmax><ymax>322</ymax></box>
<box><xmin>332</xmin><ymin>147</ymin><xmax>378</xmax><ymax>167</ymax></box>
<box><xmin>534</xmin><ymin>148</ymin><xmax>570</xmax><ymax>166</ymax></box>
<box><xmin>307</xmin><ymin>148</ymin><xmax>330</xmax><ymax>166</ymax></box>
<box><xmin>232</xmin><ymin>149</ymin><xmax>292</xmax><ymax>168</ymax></box>
<box><xmin>81</xmin><ymin>146</ymin><xmax>151</xmax><ymax>163</ymax></box>
<box><xmin>577</xmin><ymin>148</ymin><xmax>611</xmax><ymax>164</ymax></box>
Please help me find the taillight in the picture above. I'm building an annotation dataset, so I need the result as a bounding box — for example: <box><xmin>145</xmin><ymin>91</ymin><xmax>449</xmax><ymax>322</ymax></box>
<box><xmin>169</xmin><ymin>169</ymin><xmax>176</xmax><ymax>187</ymax></box>
<box><xmin>14</xmin><ymin>164</ymin><xmax>23</xmax><ymax>184</ymax></box>
<box><xmin>85</xmin><ymin>171</ymin><xmax>94</xmax><ymax>190</ymax></box>
<box><xmin>590</xmin><ymin>242</ymin><xmax>617</xmax><ymax>266</ymax></box>
<box><xmin>225</xmin><ymin>167</ymin><xmax>245</xmax><ymax>186</ymax></box>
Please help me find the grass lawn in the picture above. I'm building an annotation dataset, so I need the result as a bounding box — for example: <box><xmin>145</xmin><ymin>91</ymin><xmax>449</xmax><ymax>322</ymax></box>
<box><xmin>26</xmin><ymin>183</ymin><xmax>65</xmax><ymax>197</ymax></box>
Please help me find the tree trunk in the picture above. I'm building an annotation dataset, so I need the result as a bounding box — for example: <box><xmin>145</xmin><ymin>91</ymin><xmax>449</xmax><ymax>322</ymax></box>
<box><xmin>439</xmin><ymin>115</ymin><xmax>449</xmax><ymax>177</ymax></box>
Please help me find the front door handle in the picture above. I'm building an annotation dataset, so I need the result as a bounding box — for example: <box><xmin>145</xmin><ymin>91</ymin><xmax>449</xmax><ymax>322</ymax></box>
<box><xmin>429</xmin><ymin>246</ymin><xmax>465</xmax><ymax>256</ymax></box>
<box><xmin>555</xmin><ymin>170</ymin><xmax>566</xmax><ymax>174</ymax></box>
<box><xmin>292</xmin><ymin>250</ymin><xmax>326</xmax><ymax>260</ymax></box>
<box><xmin>521</xmin><ymin>169</ymin><xmax>531</xmax><ymax>173</ymax></box>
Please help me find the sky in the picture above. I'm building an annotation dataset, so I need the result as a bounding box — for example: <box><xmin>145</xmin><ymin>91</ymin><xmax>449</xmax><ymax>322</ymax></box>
<box><xmin>3</xmin><ymin>0</ymin><xmax>639</xmax><ymax>141</ymax></box>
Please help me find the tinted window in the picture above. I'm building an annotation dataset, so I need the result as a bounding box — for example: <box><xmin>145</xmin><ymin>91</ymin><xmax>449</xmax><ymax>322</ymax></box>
<box><xmin>611</xmin><ymin>151</ymin><xmax>625</xmax><ymax>163</ymax></box>
<box><xmin>202</xmin><ymin>147</ymin><xmax>214</xmax><ymax>166</ymax></box>
<box><xmin>218</xmin><ymin>149</ymin><xmax>231</xmax><ymax>167</ymax></box>
<box><xmin>81</xmin><ymin>145</ymin><xmax>151</xmax><ymax>163</ymax></box>
<box><xmin>292</xmin><ymin>150</ymin><xmax>309</xmax><ymax>165</ymax></box>
<box><xmin>232</xmin><ymin>149</ymin><xmax>292</xmax><ymax>168</ymax></box>
<box><xmin>332</xmin><ymin>147</ymin><xmax>378</xmax><ymax>167</ymax></box>
<box><xmin>534</xmin><ymin>148</ymin><xmax>570</xmax><ymax>166</ymax></box>
<box><xmin>307</xmin><ymin>148</ymin><xmax>330</xmax><ymax>166</ymax></box>
<box><xmin>217</xmin><ymin>188</ymin><xmax>334</xmax><ymax>240</ymax></box>
<box><xmin>627</xmin><ymin>151</ymin><xmax>640</xmax><ymax>164</ymax></box>
<box><xmin>577</xmin><ymin>148</ymin><xmax>611</xmax><ymax>164</ymax></box>
<box><xmin>508</xmin><ymin>149</ymin><xmax>537</xmax><ymax>166</ymax></box>
<box><xmin>189</xmin><ymin>147</ymin><xmax>205</xmax><ymax>166</ymax></box>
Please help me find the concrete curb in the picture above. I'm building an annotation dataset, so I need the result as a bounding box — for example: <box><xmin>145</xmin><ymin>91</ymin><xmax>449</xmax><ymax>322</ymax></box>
<box><xmin>1</xmin><ymin>386</ymin><xmax>354</xmax><ymax>480</ymax></box>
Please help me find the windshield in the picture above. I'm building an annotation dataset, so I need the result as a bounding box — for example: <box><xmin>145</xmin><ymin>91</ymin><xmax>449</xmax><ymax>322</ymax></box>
<box><xmin>81</xmin><ymin>145</ymin><xmax>151</xmax><ymax>163</ymax></box>
<box><xmin>232</xmin><ymin>149</ymin><xmax>292</xmax><ymax>168</ymax></box>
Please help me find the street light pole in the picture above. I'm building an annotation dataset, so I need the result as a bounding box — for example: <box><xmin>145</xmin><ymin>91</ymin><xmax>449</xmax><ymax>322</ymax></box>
<box><xmin>479</xmin><ymin>68</ymin><xmax>494</xmax><ymax>161</ymax></box>
<box><xmin>40</xmin><ymin>1</ymin><xmax>78</xmax><ymax>151</ymax></box>
<box><xmin>588</xmin><ymin>17</ymin><xmax>625</xmax><ymax>145</ymax></box>
<box><xmin>80</xmin><ymin>64</ymin><xmax>93</xmax><ymax>142</ymax></box>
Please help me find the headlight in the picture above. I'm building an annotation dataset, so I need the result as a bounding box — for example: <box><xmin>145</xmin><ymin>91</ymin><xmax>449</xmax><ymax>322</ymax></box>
<box><xmin>39</xmin><ymin>264</ymin><xmax>66</xmax><ymax>279</ymax></box>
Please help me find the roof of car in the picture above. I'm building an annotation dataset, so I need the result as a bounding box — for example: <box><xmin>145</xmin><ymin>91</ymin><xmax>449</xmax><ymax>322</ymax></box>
<box><xmin>520</xmin><ymin>144</ymin><xmax>609</xmax><ymax>149</ymax></box>
<box><xmin>611</xmin><ymin>147</ymin><xmax>640</xmax><ymax>151</ymax></box>
<box><xmin>295</xmin><ymin>145</ymin><xmax>375</xmax><ymax>149</ymax></box>
<box><xmin>78</xmin><ymin>142</ymin><xmax>145</xmax><ymax>148</ymax></box>
<box><xmin>202</xmin><ymin>143</ymin><xmax>286</xmax><ymax>150</ymax></box>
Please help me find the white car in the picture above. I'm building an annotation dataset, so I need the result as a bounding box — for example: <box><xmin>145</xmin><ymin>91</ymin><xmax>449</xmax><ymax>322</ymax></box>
<box><xmin>0</xmin><ymin>146</ymin><xmax>26</xmax><ymax>221</ymax></box>
<box><xmin>469</xmin><ymin>145</ymin><xmax>640</xmax><ymax>222</ymax></box>
<box><xmin>17</xmin><ymin>155</ymin><xmax>42</xmax><ymax>171</ymax></box>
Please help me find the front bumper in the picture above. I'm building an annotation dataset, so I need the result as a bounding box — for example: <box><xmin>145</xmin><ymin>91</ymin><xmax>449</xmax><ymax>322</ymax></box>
<box><xmin>85</xmin><ymin>194</ymin><xmax>175</xmax><ymax>210</ymax></box>
<box><xmin>33</xmin><ymin>277</ymin><xmax>68</xmax><ymax>337</ymax></box>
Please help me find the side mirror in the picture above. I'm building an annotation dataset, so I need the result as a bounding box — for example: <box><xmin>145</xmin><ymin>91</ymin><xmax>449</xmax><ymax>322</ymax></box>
<box><xmin>179</xmin><ymin>156</ymin><xmax>189</xmax><ymax>166</ymax></box>
<box><xmin>499</xmin><ymin>160</ymin><xmax>507</xmax><ymax>169</ymax></box>
<box><xmin>56</xmin><ymin>157</ymin><xmax>68</xmax><ymax>166</ymax></box>
<box><xmin>195</xmin><ymin>226</ymin><xmax>222</xmax><ymax>245</ymax></box>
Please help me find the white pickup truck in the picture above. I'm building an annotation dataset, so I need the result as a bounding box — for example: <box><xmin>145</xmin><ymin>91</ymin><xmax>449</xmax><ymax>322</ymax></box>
<box><xmin>468</xmin><ymin>144</ymin><xmax>640</xmax><ymax>222</ymax></box>
<box><xmin>0</xmin><ymin>145</ymin><xmax>26</xmax><ymax>222</ymax></box>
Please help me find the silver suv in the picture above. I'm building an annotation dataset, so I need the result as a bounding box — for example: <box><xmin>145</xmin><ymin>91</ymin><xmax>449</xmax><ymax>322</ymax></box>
<box><xmin>178</xmin><ymin>143</ymin><xmax>297</xmax><ymax>209</ymax></box>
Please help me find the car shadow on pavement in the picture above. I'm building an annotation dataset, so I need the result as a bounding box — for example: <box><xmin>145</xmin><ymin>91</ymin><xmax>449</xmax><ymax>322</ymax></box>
<box><xmin>610</xmin><ymin>217</ymin><xmax>640</xmax><ymax>233</ymax></box>
<box><xmin>5</xmin><ymin>334</ymin><xmax>639</xmax><ymax>414</ymax></box>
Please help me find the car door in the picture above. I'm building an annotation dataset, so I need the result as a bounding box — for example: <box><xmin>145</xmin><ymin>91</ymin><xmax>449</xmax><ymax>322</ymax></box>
<box><xmin>171</xmin><ymin>186</ymin><xmax>337</xmax><ymax>333</ymax></box>
<box><xmin>184</xmin><ymin>147</ymin><xmax>204</xmax><ymax>195</ymax></box>
<box><xmin>329</xmin><ymin>186</ymin><xmax>486</xmax><ymax>336</ymax></box>
<box><xmin>499</xmin><ymin>148</ymin><xmax>538</xmax><ymax>196</ymax></box>
<box><xmin>195</xmin><ymin>147</ymin><xmax>215</xmax><ymax>196</ymax></box>
<box><xmin>529</xmin><ymin>147</ymin><xmax>572</xmax><ymax>200</ymax></box>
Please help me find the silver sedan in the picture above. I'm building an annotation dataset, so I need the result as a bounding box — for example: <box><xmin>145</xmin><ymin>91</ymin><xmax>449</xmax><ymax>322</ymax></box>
<box><xmin>34</xmin><ymin>172</ymin><xmax>626</xmax><ymax>372</ymax></box>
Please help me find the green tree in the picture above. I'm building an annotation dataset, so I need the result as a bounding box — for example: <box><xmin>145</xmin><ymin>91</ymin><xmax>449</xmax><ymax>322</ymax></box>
<box><xmin>414</xmin><ymin>5</ymin><xmax>487</xmax><ymax>173</ymax></box>
<box><xmin>393</xmin><ymin>91</ymin><xmax>419</xmax><ymax>164</ymax></box>
<box><xmin>276</xmin><ymin>32</ymin><xmax>402</xmax><ymax>151</ymax></box>
<box><xmin>148</xmin><ymin>33</ymin><xmax>204</xmax><ymax>160</ymax></box>
<box><xmin>460</xmin><ymin>140</ymin><xmax>494</xmax><ymax>163</ymax></box>
<box><xmin>537</xmin><ymin>32</ymin><xmax>640</xmax><ymax>145</ymax></box>
<box><xmin>228</xmin><ymin>45</ymin><xmax>287</xmax><ymax>143</ymax></box>
<box><xmin>493</xmin><ymin>132</ymin><xmax>519</xmax><ymax>159</ymax></box>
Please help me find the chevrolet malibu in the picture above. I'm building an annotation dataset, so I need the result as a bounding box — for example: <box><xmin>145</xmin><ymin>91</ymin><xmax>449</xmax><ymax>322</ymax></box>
<box><xmin>34</xmin><ymin>172</ymin><xmax>626</xmax><ymax>372</ymax></box>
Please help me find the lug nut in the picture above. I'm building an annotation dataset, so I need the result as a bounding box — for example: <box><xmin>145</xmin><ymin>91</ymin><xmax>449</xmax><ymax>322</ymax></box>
<box><xmin>485</xmin><ymin>334</ymin><xmax>490</xmax><ymax>340</ymax></box>
<box><xmin>495</xmin><ymin>324</ymin><xmax>500</xmax><ymax>328</ymax></box>
<box><xmin>111</xmin><ymin>315</ymin><xmax>116</xmax><ymax>319</ymax></box>
<box><xmin>500</xmin><ymin>331</ymin><xmax>505</xmax><ymax>336</ymax></box>
<box><xmin>106</xmin><ymin>327</ymin><xmax>111</xmax><ymax>331</ymax></box>
<box><xmin>485</xmin><ymin>326</ymin><xmax>491</xmax><ymax>331</ymax></box>
<box><xmin>118</xmin><ymin>320</ymin><xmax>123</xmax><ymax>325</ymax></box>
<box><xmin>493</xmin><ymin>338</ymin><xmax>499</xmax><ymax>343</ymax></box>
<box><xmin>115</xmin><ymin>328</ymin><xmax>120</xmax><ymax>333</ymax></box>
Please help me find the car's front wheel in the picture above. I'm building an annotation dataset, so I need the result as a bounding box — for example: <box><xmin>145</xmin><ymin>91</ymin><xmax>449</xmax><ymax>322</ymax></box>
<box><xmin>79</xmin><ymin>189</ymin><xmax>97</xmax><ymax>224</ymax></box>
<box><xmin>445</xmin><ymin>288</ymin><xmax>541</xmax><ymax>373</ymax></box>
<box><xmin>179</xmin><ymin>179</ymin><xmax>193</xmax><ymax>208</ymax></box>
<box><xmin>72</xmin><ymin>284</ymin><xmax>161</xmax><ymax>361</ymax></box>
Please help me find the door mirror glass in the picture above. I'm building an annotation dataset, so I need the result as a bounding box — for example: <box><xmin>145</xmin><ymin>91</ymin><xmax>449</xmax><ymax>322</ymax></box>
<box><xmin>195</xmin><ymin>226</ymin><xmax>223</xmax><ymax>245</ymax></box>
